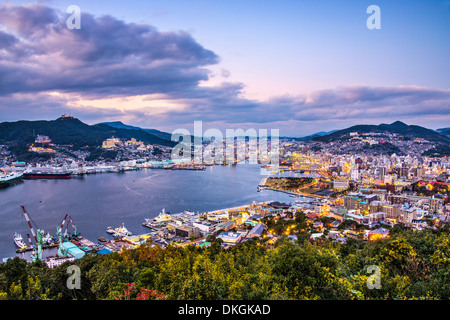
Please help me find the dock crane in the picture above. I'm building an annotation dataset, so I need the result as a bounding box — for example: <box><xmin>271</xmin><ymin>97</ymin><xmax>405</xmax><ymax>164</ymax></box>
<box><xmin>56</xmin><ymin>214</ymin><xmax>79</xmax><ymax>257</ymax></box>
<box><xmin>20</xmin><ymin>205</ymin><xmax>43</xmax><ymax>261</ymax></box>
<box><xmin>25</xmin><ymin>233</ymin><xmax>37</xmax><ymax>263</ymax></box>
<box><xmin>58</xmin><ymin>214</ymin><xmax>79</xmax><ymax>240</ymax></box>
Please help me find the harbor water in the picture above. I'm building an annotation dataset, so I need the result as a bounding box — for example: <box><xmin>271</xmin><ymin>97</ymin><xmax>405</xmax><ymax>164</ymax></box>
<box><xmin>0</xmin><ymin>164</ymin><xmax>306</xmax><ymax>260</ymax></box>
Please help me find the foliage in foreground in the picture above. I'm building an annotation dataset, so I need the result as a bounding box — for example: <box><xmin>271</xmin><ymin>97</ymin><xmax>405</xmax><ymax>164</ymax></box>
<box><xmin>0</xmin><ymin>225</ymin><xmax>449</xmax><ymax>300</ymax></box>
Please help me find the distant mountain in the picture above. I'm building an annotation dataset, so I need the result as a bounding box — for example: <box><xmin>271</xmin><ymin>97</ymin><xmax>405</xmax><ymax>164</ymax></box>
<box><xmin>313</xmin><ymin>121</ymin><xmax>450</xmax><ymax>145</ymax></box>
<box><xmin>283</xmin><ymin>130</ymin><xmax>339</xmax><ymax>141</ymax></box>
<box><xmin>0</xmin><ymin>116</ymin><xmax>175</xmax><ymax>160</ymax></box>
<box><xmin>98</xmin><ymin>121</ymin><xmax>172</xmax><ymax>141</ymax></box>
<box><xmin>436</xmin><ymin>127</ymin><xmax>450</xmax><ymax>137</ymax></box>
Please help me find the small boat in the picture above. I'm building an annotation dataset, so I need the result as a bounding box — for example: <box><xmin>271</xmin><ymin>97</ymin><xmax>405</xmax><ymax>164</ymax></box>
<box><xmin>115</xmin><ymin>223</ymin><xmax>132</xmax><ymax>236</ymax></box>
<box><xmin>14</xmin><ymin>233</ymin><xmax>27</xmax><ymax>249</ymax></box>
<box><xmin>106</xmin><ymin>224</ymin><xmax>132</xmax><ymax>237</ymax></box>
<box><xmin>98</xmin><ymin>237</ymin><xmax>108</xmax><ymax>243</ymax></box>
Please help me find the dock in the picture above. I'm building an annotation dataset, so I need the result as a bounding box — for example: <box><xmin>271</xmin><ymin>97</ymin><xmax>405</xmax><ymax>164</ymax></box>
<box><xmin>15</xmin><ymin>242</ymin><xmax>58</xmax><ymax>253</ymax></box>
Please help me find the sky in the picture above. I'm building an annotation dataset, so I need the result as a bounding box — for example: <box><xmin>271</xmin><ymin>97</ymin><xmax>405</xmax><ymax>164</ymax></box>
<box><xmin>0</xmin><ymin>0</ymin><xmax>448</xmax><ymax>136</ymax></box>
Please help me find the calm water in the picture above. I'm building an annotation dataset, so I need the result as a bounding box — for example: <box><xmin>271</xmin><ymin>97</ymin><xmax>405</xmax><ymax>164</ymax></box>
<box><xmin>0</xmin><ymin>164</ymin><xmax>299</xmax><ymax>259</ymax></box>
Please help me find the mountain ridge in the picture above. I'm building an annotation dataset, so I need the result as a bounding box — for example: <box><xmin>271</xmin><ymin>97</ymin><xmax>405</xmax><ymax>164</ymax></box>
<box><xmin>312</xmin><ymin>121</ymin><xmax>450</xmax><ymax>144</ymax></box>
<box><xmin>98</xmin><ymin>121</ymin><xmax>172</xmax><ymax>141</ymax></box>
<box><xmin>0</xmin><ymin>116</ymin><xmax>176</xmax><ymax>161</ymax></box>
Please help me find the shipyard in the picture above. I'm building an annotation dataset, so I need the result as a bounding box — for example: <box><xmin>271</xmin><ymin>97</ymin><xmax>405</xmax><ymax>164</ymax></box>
<box><xmin>7</xmin><ymin>199</ymin><xmax>293</xmax><ymax>266</ymax></box>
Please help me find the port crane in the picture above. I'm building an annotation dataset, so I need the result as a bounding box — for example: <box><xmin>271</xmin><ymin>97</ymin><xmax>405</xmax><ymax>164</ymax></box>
<box><xmin>20</xmin><ymin>205</ymin><xmax>43</xmax><ymax>261</ymax></box>
<box><xmin>56</xmin><ymin>214</ymin><xmax>79</xmax><ymax>258</ymax></box>
<box><xmin>58</xmin><ymin>213</ymin><xmax>79</xmax><ymax>239</ymax></box>
<box><xmin>25</xmin><ymin>233</ymin><xmax>37</xmax><ymax>263</ymax></box>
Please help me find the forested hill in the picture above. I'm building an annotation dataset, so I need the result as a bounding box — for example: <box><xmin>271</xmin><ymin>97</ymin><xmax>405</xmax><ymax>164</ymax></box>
<box><xmin>0</xmin><ymin>116</ymin><xmax>176</xmax><ymax>149</ymax></box>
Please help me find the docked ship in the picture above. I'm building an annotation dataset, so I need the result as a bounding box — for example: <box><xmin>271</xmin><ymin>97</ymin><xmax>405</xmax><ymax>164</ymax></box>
<box><xmin>155</xmin><ymin>208</ymin><xmax>172</xmax><ymax>222</ymax></box>
<box><xmin>106</xmin><ymin>223</ymin><xmax>132</xmax><ymax>237</ymax></box>
<box><xmin>14</xmin><ymin>233</ymin><xmax>27</xmax><ymax>249</ymax></box>
<box><xmin>144</xmin><ymin>208</ymin><xmax>172</xmax><ymax>225</ymax></box>
<box><xmin>0</xmin><ymin>172</ymin><xmax>23</xmax><ymax>188</ymax></box>
<box><xmin>23</xmin><ymin>169</ymin><xmax>71</xmax><ymax>179</ymax></box>
<box><xmin>115</xmin><ymin>224</ymin><xmax>132</xmax><ymax>237</ymax></box>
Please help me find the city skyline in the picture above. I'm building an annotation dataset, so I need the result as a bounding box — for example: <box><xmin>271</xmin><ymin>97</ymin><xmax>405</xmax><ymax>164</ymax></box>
<box><xmin>0</xmin><ymin>0</ymin><xmax>448</xmax><ymax>136</ymax></box>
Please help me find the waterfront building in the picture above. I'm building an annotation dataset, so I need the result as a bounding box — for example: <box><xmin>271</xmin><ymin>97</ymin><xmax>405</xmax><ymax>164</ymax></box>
<box><xmin>175</xmin><ymin>225</ymin><xmax>200</xmax><ymax>239</ymax></box>
<box><xmin>193</xmin><ymin>221</ymin><xmax>216</xmax><ymax>234</ymax></box>
<box><xmin>217</xmin><ymin>231</ymin><xmax>244</xmax><ymax>243</ymax></box>
<box><xmin>214</xmin><ymin>220</ymin><xmax>236</xmax><ymax>232</ymax></box>
<box><xmin>61</xmin><ymin>242</ymin><xmax>85</xmax><ymax>260</ymax></box>
<box><xmin>45</xmin><ymin>256</ymin><xmax>75</xmax><ymax>268</ymax></box>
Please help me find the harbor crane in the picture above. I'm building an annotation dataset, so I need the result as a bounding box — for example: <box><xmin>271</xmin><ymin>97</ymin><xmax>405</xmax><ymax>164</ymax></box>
<box><xmin>58</xmin><ymin>213</ymin><xmax>79</xmax><ymax>239</ymax></box>
<box><xmin>20</xmin><ymin>205</ymin><xmax>43</xmax><ymax>261</ymax></box>
<box><xmin>25</xmin><ymin>233</ymin><xmax>37</xmax><ymax>263</ymax></box>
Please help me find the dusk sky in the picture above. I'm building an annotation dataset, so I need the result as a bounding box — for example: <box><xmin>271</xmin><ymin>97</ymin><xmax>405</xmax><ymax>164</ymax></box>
<box><xmin>0</xmin><ymin>0</ymin><xmax>449</xmax><ymax>136</ymax></box>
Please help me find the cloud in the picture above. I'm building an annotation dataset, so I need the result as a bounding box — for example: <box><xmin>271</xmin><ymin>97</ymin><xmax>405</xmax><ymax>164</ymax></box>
<box><xmin>0</xmin><ymin>4</ymin><xmax>448</xmax><ymax>137</ymax></box>
<box><xmin>0</xmin><ymin>3</ymin><xmax>218</xmax><ymax>96</ymax></box>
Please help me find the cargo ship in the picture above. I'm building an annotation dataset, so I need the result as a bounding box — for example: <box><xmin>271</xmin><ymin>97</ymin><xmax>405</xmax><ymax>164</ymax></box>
<box><xmin>23</xmin><ymin>170</ymin><xmax>71</xmax><ymax>179</ymax></box>
<box><xmin>0</xmin><ymin>172</ymin><xmax>23</xmax><ymax>188</ymax></box>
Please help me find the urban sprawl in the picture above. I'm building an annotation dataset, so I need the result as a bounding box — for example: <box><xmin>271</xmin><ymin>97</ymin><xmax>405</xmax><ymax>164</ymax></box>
<box><xmin>1</xmin><ymin>129</ymin><xmax>449</xmax><ymax>269</ymax></box>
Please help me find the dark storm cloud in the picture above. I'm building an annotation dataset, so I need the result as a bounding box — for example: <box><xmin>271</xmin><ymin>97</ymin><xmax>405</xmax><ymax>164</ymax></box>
<box><xmin>0</xmin><ymin>3</ymin><xmax>218</xmax><ymax>96</ymax></box>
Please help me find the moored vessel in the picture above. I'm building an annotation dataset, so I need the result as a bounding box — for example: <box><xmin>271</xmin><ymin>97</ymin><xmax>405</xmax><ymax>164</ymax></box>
<box><xmin>0</xmin><ymin>172</ymin><xmax>23</xmax><ymax>188</ymax></box>
<box><xmin>154</xmin><ymin>208</ymin><xmax>171</xmax><ymax>222</ymax></box>
<box><xmin>23</xmin><ymin>170</ymin><xmax>71</xmax><ymax>179</ymax></box>
<box><xmin>14</xmin><ymin>233</ymin><xmax>27</xmax><ymax>249</ymax></box>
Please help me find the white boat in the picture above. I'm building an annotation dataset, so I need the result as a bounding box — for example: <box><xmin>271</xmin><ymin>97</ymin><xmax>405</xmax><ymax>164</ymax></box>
<box><xmin>155</xmin><ymin>208</ymin><xmax>171</xmax><ymax>222</ymax></box>
<box><xmin>115</xmin><ymin>223</ymin><xmax>132</xmax><ymax>236</ymax></box>
<box><xmin>14</xmin><ymin>233</ymin><xmax>26</xmax><ymax>249</ymax></box>
<box><xmin>107</xmin><ymin>223</ymin><xmax>132</xmax><ymax>237</ymax></box>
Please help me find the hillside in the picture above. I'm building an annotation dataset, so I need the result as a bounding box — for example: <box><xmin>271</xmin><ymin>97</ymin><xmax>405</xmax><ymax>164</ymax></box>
<box><xmin>309</xmin><ymin>121</ymin><xmax>450</xmax><ymax>156</ymax></box>
<box><xmin>98</xmin><ymin>121</ymin><xmax>172</xmax><ymax>141</ymax></box>
<box><xmin>313</xmin><ymin>121</ymin><xmax>450</xmax><ymax>144</ymax></box>
<box><xmin>283</xmin><ymin>130</ymin><xmax>339</xmax><ymax>141</ymax></box>
<box><xmin>0</xmin><ymin>116</ymin><xmax>176</xmax><ymax>161</ymax></box>
<box><xmin>437</xmin><ymin>127</ymin><xmax>450</xmax><ymax>137</ymax></box>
